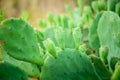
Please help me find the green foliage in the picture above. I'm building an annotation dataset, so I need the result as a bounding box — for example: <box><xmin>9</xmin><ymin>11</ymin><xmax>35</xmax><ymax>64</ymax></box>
<box><xmin>0</xmin><ymin>62</ymin><xmax>28</xmax><ymax>80</ymax></box>
<box><xmin>38</xmin><ymin>20</ymin><xmax>47</xmax><ymax>28</ymax></box>
<box><xmin>110</xmin><ymin>57</ymin><xmax>120</xmax><ymax>71</ymax></box>
<box><xmin>0</xmin><ymin>10</ymin><xmax>5</xmax><ymax>22</ymax></box>
<box><xmin>97</xmin><ymin>11</ymin><xmax>120</xmax><ymax>64</ymax></box>
<box><xmin>72</xmin><ymin>27</ymin><xmax>82</xmax><ymax>49</ymax></box>
<box><xmin>47</xmin><ymin>12</ymin><xmax>54</xmax><ymax>25</ymax></box>
<box><xmin>111</xmin><ymin>61</ymin><xmax>120</xmax><ymax>80</ymax></box>
<box><xmin>2</xmin><ymin>52</ymin><xmax>40</xmax><ymax>77</ymax></box>
<box><xmin>40</xmin><ymin>49</ymin><xmax>101</xmax><ymax>80</ymax></box>
<box><xmin>107</xmin><ymin>0</ymin><xmax>118</xmax><ymax>11</ymax></box>
<box><xmin>55</xmin><ymin>27</ymin><xmax>65</xmax><ymax>49</ymax></box>
<box><xmin>61</xmin><ymin>15</ymin><xmax>69</xmax><ymax>28</ymax></box>
<box><xmin>43</xmin><ymin>38</ymin><xmax>57</xmax><ymax>58</ymax></box>
<box><xmin>21</xmin><ymin>11</ymin><xmax>29</xmax><ymax>21</ymax></box>
<box><xmin>99</xmin><ymin>46</ymin><xmax>108</xmax><ymax>64</ymax></box>
<box><xmin>0</xmin><ymin>0</ymin><xmax>120</xmax><ymax>79</ymax></box>
<box><xmin>89</xmin><ymin>12</ymin><xmax>103</xmax><ymax>55</ymax></box>
<box><xmin>0</xmin><ymin>18</ymin><xmax>43</xmax><ymax>65</ymax></box>
<box><xmin>92</xmin><ymin>0</ymin><xmax>106</xmax><ymax>13</ymax></box>
<box><xmin>90</xmin><ymin>55</ymin><xmax>111</xmax><ymax>80</ymax></box>
<box><xmin>115</xmin><ymin>2</ymin><xmax>120</xmax><ymax>16</ymax></box>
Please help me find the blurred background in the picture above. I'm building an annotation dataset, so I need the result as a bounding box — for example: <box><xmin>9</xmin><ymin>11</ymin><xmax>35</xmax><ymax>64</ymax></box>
<box><xmin>0</xmin><ymin>0</ymin><xmax>79</xmax><ymax>28</ymax></box>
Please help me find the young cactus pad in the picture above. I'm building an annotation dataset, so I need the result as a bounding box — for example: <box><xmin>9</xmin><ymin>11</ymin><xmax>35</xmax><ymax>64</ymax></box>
<box><xmin>97</xmin><ymin>11</ymin><xmax>120</xmax><ymax>64</ymax></box>
<box><xmin>0</xmin><ymin>18</ymin><xmax>43</xmax><ymax>65</ymax></box>
<box><xmin>40</xmin><ymin>49</ymin><xmax>101</xmax><ymax>80</ymax></box>
<box><xmin>89</xmin><ymin>12</ymin><xmax>103</xmax><ymax>54</ymax></box>
<box><xmin>0</xmin><ymin>62</ymin><xmax>28</xmax><ymax>80</ymax></box>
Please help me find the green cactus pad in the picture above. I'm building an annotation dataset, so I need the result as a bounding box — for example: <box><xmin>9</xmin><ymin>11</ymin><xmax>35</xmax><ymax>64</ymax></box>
<box><xmin>90</xmin><ymin>55</ymin><xmax>111</xmax><ymax>80</ymax></box>
<box><xmin>99</xmin><ymin>46</ymin><xmax>108</xmax><ymax>64</ymax></box>
<box><xmin>97</xmin><ymin>11</ymin><xmax>120</xmax><ymax>65</ymax></box>
<box><xmin>115</xmin><ymin>2</ymin><xmax>120</xmax><ymax>16</ymax></box>
<box><xmin>44</xmin><ymin>27</ymin><xmax>75</xmax><ymax>49</ymax></box>
<box><xmin>40</xmin><ymin>49</ymin><xmax>101</xmax><ymax>80</ymax></box>
<box><xmin>112</xmin><ymin>21</ymin><xmax>120</xmax><ymax>48</ymax></box>
<box><xmin>0</xmin><ymin>18</ymin><xmax>43</xmax><ymax>65</ymax></box>
<box><xmin>89</xmin><ymin>12</ymin><xmax>103</xmax><ymax>55</ymax></box>
<box><xmin>43</xmin><ymin>27</ymin><xmax>58</xmax><ymax>46</ymax></box>
<box><xmin>2</xmin><ymin>52</ymin><xmax>40</xmax><ymax>77</ymax></box>
<box><xmin>55</xmin><ymin>27</ymin><xmax>75</xmax><ymax>49</ymax></box>
<box><xmin>107</xmin><ymin>0</ymin><xmax>118</xmax><ymax>12</ymax></box>
<box><xmin>0</xmin><ymin>62</ymin><xmax>28</xmax><ymax>80</ymax></box>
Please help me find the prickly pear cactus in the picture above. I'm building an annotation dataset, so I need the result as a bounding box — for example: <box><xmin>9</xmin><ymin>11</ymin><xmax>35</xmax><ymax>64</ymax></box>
<box><xmin>2</xmin><ymin>52</ymin><xmax>40</xmax><ymax>77</ymax></box>
<box><xmin>111</xmin><ymin>61</ymin><xmax>120</xmax><ymax>80</ymax></box>
<box><xmin>107</xmin><ymin>0</ymin><xmax>118</xmax><ymax>12</ymax></box>
<box><xmin>0</xmin><ymin>62</ymin><xmax>28</xmax><ymax>80</ymax></box>
<box><xmin>113</xmin><ymin>31</ymin><xmax>120</xmax><ymax>48</ymax></box>
<box><xmin>0</xmin><ymin>18</ymin><xmax>43</xmax><ymax>65</ymax></box>
<box><xmin>115</xmin><ymin>2</ymin><xmax>120</xmax><ymax>16</ymax></box>
<box><xmin>90</xmin><ymin>55</ymin><xmax>111</xmax><ymax>80</ymax></box>
<box><xmin>43</xmin><ymin>27</ymin><xmax>58</xmax><ymax>46</ymax></box>
<box><xmin>91</xmin><ymin>0</ymin><xmax>106</xmax><ymax>14</ymax></box>
<box><xmin>110</xmin><ymin>56</ymin><xmax>120</xmax><ymax>71</ymax></box>
<box><xmin>99</xmin><ymin>46</ymin><xmax>108</xmax><ymax>64</ymax></box>
<box><xmin>55</xmin><ymin>27</ymin><xmax>75</xmax><ymax>49</ymax></box>
<box><xmin>40</xmin><ymin>39</ymin><xmax>101</xmax><ymax>80</ymax></box>
<box><xmin>97</xmin><ymin>11</ymin><xmax>120</xmax><ymax>64</ymax></box>
<box><xmin>43</xmin><ymin>27</ymin><xmax>76</xmax><ymax>49</ymax></box>
<box><xmin>89</xmin><ymin>12</ymin><xmax>103</xmax><ymax>55</ymax></box>
<box><xmin>40</xmin><ymin>48</ymin><xmax>101</xmax><ymax>80</ymax></box>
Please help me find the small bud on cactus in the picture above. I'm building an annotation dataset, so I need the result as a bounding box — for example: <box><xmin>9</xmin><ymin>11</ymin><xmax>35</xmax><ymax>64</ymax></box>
<box><xmin>55</xmin><ymin>15</ymin><xmax>61</xmax><ymax>27</ymax></box>
<box><xmin>79</xmin><ymin>44</ymin><xmax>86</xmax><ymax>53</ymax></box>
<box><xmin>43</xmin><ymin>38</ymin><xmax>57</xmax><ymax>58</ymax></box>
<box><xmin>72</xmin><ymin>27</ymin><xmax>82</xmax><ymax>49</ymax></box>
<box><xmin>61</xmin><ymin>15</ymin><xmax>68</xmax><ymax>28</ymax></box>
<box><xmin>65</xmin><ymin>5</ymin><xmax>71</xmax><ymax>13</ymax></box>
<box><xmin>99</xmin><ymin>46</ymin><xmax>108</xmax><ymax>63</ymax></box>
<box><xmin>38</xmin><ymin>20</ymin><xmax>47</xmax><ymax>28</ymax></box>
<box><xmin>55</xmin><ymin>28</ymin><xmax>65</xmax><ymax>50</ymax></box>
<box><xmin>92</xmin><ymin>1</ymin><xmax>99</xmax><ymax>13</ymax></box>
<box><xmin>47</xmin><ymin>12</ymin><xmax>54</xmax><ymax>25</ymax></box>
<box><xmin>111</xmin><ymin>61</ymin><xmax>120</xmax><ymax>80</ymax></box>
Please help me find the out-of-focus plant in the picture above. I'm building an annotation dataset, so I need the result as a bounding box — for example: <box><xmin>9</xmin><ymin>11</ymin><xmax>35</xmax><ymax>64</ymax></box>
<box><xmin>0</xmin><ymin>10</ymin><xmax>5</xmax><ymax>22</ymax></box>
<box><xmin>21</xmin><ymin>10</ymin><xmax>29</xmax><ymax>21</ymax></box>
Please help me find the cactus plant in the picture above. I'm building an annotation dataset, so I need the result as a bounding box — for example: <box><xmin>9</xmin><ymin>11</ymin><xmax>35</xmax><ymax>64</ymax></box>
<box><xmin>111</xmin><ymin>61</ymin><xmax>120</xmax><ymax>80</ymax></box>
<box><xmin>0</xmin><ymin>0</ymin><xmax>120</xmax><ymax>79</ymax></box>
<box><xmin>115</xmin><ymin>2</ymin><xmax>120</xmax><ymax>16</ymax></box>
<box><xmin>0</xmin><ymin>18</ymin><xmax>43</xmax><ymax>65</ymax></box>
<box><xmin>40</xmin><ymin>48</ymin><xmax>101</xmax><ymax>80</ymax></box>
<box><xmin>0</xmin><ymin>10</ymin><xmax>5</xmax><ymax>22</ymax></box>
<box><xmin>89</xmin><ymin>12</ymin><xmax>103</xmax><ymax>55</ymax></box>
<box><xmin>99</xmin><ymin>46</ymin><xmax>108</xmax><ymax>64</ymax></box>
<box><xmin>0</xmin><ymin>62</ymin><xmax>28</xmax><ymax>80</ymax></box>
<box><xmin>2</xmin><ymin>52</ymin><xmax>40</xmax><ymax>77</ymax></box>
<box><xmin>97</xmin><ymin>11</ymin><xmax>120</xmax><ymax>65</ymax></box>
<box><xmin>107</xmin><ymin>0</ymin><xmax>118</xmax><ymax>12</ymax></box>
<box><xmin>90</xmin><ymin>54</ymin><xmax>111</xmax><ymax>80</ymax></box>
<box><xmin>110</xmin><ymin>56</ymin><xmax>120</xmax><ymax>71</ymax></box>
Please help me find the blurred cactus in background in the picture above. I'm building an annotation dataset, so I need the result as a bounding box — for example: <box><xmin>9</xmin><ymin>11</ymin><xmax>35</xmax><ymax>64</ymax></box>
<box><xmin>0</xmin><ymin>0</ymin><xmax>120</xmax><ymax>80</ymax></box>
